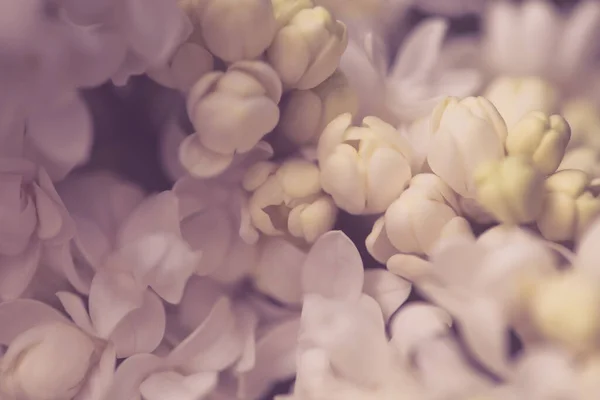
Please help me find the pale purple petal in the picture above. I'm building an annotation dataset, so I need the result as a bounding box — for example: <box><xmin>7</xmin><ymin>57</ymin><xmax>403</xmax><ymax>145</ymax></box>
<box><xmin>362</xmin><ymin>269</ymin><xmax>411</xmax><ymax>322</ymax></box>
<box><xmin>0</xmin><ymin>299</ymin><xmax>68</xmax><ymax>345</ymax></box>
<box><xmin>301</xmin><ymin>230</ymin><xmax>364</xmax><ymax>301</ymax></box>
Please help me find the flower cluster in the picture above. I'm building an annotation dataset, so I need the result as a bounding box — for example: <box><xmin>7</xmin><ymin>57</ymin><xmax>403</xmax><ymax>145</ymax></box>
<box><xmin>3</xmin><ymin>0</ymin><xmax>600</xmax><ymax>400</ymax></box>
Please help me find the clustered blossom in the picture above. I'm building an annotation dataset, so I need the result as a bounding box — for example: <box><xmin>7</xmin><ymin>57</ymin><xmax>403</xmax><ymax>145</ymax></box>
<box><xmin>3</xmin><ymin>0</ymin><xmax>600</xmax><ymax>400</ymax></box>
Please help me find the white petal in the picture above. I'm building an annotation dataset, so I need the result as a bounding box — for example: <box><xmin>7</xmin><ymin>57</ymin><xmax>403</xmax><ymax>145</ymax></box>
<box><xmin>0</xmin><ymin>241</ymin><xmax>40</xmax><ymax>300</ymax></box>
<box><xmin>301</xmin><ymin>230</ymin><xmax>364</xmax><ymax>301</ymax></box>
<box><xmin>362</xmin><ymin>269</ymin><xmax>411</xmax><ymax>322</ymax></box>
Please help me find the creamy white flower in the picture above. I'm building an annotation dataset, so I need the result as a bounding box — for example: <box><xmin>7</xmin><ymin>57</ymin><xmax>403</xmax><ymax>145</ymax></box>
<box><xmin>427</xmin><ymin>96</ymin><xmax>507</xmax><ymax>197</ymax></box>
<box><xmin>184</xmin><ymin>61</ymin><xmax>282</xmax><ymax>177</ymax></box>
<box><xmin>0</xmin><ymin>322</ymin><xmax>98</xmax><ymax>400</ymax></box>
<box><xmin>244</xmin><ymin>158</ymin><xmax>337</xmax><ymax>243</ymax></box>
<box><xmin>474</xmin><ymin>156</ymin><xmax>546</xmax><ymax>225</ymax></box>
<box><xmin>183</xmin><ymin>0</ymin><xmax>277</xmax><ymax>62</ymax></box>
<box><xmin>537</xmin><ymin>169</ymin><xmax>600</xmax><ymax>242</ymax></box>
<box><xmin>267</xmin><ymin>2</ymin><xmax>347</xmax><ymax>89</ymax></box>
<box><xmin>506</xmin><ymin>111</ymin><xmax>571</xmax><ymax>175</ymax></box>
<box><xmin>484</xmin><ymin>76</ymin><xmax>559</xmax><ymax>129</ymax></box>
<box><xmin>382</xmin><ymin>174</ymin><xmax>466</xmax><ymax>258</ymax></box>
<box><xmin>278</xmin><ymin>70</ymin><xmax>358</xmax><ymax>147</ymax></box>
<box><xmin>529</xmin><ymin>270</ymin><xmax>600</xmax><ymax>353</ymax></box>
<box><xmin>318</xmin><ymin>113</ymin><xmax>413</xmax><ymax>214</ymax></box>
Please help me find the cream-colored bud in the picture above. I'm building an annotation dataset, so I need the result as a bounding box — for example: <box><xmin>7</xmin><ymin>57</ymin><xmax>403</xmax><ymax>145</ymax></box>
<box><xmin>427</xmin><ymin>96</ymin><xmax>506</xmax><ymax>197</ymax></box>
<box><xmin>246</xmin><ymin>158</ymin><xmax>336</xmax><ymax>243</ymax></box>
<box><xmin>537</xmin><ymin>169</ymin><xmax>600</xmax><ymax>242</ymax></box>
<box><xmin>474</xmin><ymin>156</ymin><xmax>546</xmax><ymax>224</ymax></box>
<box><xmin>193</xmin><ymin>0</ymin><xmax>277</xmax><ymax>62</ymax></box>
<box><xmin>506</xmin><ymin>111</ymin><xmax>571</xmax><ymax>175</ymax></box>
<box><xmin>318</xmin><ymin>114</ymin><xmax>413</xmax><ymax>214</ymax></box>
<box><xmin>366</xmin><ymin>216</ymin><xmax>398</xmax><ymax>264</ymax></box>
<box><xmin>530</xmin><ymin>271</ymin><xmax>600</xmax><ymax>352</ymax></box>
<box><xmin>278</xmin><ymin>70</ymin><xmax>358</xmax><ymax>146</ymax></box>
<box><xmin>384</xmin><ymin>174</ymin><xmax>461</xmax><ymax>256</ymax></box>
<box><xmin>147</xmin><ymin>42</ymin><xmax>214</xmax><ymax>92</ymax></box>
<box><xmin>558</xmin><ymin>147</ymin><xmax>600</xmax><ymax>178</ymax></box>
<box><xmin>562</xmin><ymin>99</ymin><xmax>600</xmax><ymax>151</ymax></box>
<box><xmin>484</xmin><ymin>76</ymin><xmax>558</xmax><ymax>128</ymax></box>
<box><xmin>186</xmin><ymin>61</ymin><xmax>282</xmax><ymax>156</ymax></box>
<box><xmin>272</xmin><ymin>0</ymin><xmax>314</xmax><ymax>28</ymax></box>
<box><xmin>1</xmin><ymin>323</ymin><xmax>97</xmax><ymax>400</ymax></box>
<box><xmin>267</xmin><ymin>5</ymin><xmax>347</xmax><ymax>89</ymax></box>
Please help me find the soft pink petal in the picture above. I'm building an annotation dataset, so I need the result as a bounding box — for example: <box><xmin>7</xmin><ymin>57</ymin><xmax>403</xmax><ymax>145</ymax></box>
<box><xmin>88</xmin><ymin>270</ymin><xmax>146</xmax><ymax>339</ymax></box>
<box><xmin>74</xmin><ymin>344</ymin><xmax>117</xmax><ymax>400</ymax></box>
<box><xmin>105</xmin><ymin>353</ymin><xmax>164</xmax><ymax>400</ymax></box>
<box><xmin>301</xmin><ymin>230</ymin><xmax>364</xmax><ymax>301</ymax></box>
<box><xmin>117</xmin><ymin>191</ymin><xmax>181</xmax><ymax>246</ymax></box>
<box><xmin>362</xmin><ymin>269</ymin><xmax>411</xmax><ymax>322</ymax></box>
<box><xmin>110</xmin><ymin>290</ymin><xmax>166</xmax><ymax>358</ymax></box>
<box><xmin>56</xmin><ymin>291</ymin><xmax>95</xmax><ymax>335</ymax></box>
<box><xmin>139</xmin><ymin>371</ymin><xmax>218</xmax><ymax>400</ymax></box>
<box><xmin>0</xmin><ymin>241</ymin><xmax>40</xmax><ymax>300</ymax></box>
<box><xmin>238</xmin><ymin>317</ymin><xmax>301</xmax><ymax>400</ymax></box>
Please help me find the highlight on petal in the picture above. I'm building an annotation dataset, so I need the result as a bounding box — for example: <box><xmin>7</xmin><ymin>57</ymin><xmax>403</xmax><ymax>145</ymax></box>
<box><xmin>301</xmin><ymin>230</ymin><xmax>364</xmax><ymax>301</ymax></box>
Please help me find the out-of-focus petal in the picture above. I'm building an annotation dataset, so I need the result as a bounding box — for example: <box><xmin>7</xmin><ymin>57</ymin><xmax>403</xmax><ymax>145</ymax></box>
<box><xmin>301</xmin><ymin>230</ymin><xmax>364</xmax><ymax>301</ymax></box>
<box><xmin>139</xmin><ymin>371</ymin><xmax>218</xmax><ymax>400</ymax></box>
<box><xmin>56</xmin><ymin>291</ymin><xmax>95</xmax><ymax>335</ymax></box>
<box><xmin>105</xmin><ymin>353</ymin><xmax>164</xmax><ymax>400</ymax></box>
<box><xmin>73</xmin><ymin>344</ymin><xmax>116</xmax><ymax>400</ymax></box>
<box><xmin>362</xmin><ymin>269</ymin><xmax>411</xmax><ymax>322</ymax></box>
<box><xmin>238</xmin><ymin>317</ymin><xmax>301</xmax><ymax>400</ymax></box>
<box><xmin>0</xmin><ymin>241</ymin><xmax>40</xmax><ymax>300</ymax></box>
<box><xmin>0</xmin><ymin>299</ymin><xmax>68</xmax><ymax>345</ymax></box>
<box><xmin>110</xmin><ymin>290</ymin><xmax>166</xmax><ymax>358</ymax></box>
<box><xmin>88</xmin><ymin>270</ymin><xmax>145</xmax><ymax>339</ymax></box>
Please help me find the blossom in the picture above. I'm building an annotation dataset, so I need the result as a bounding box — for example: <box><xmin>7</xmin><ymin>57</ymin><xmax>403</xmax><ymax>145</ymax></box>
<box><xmin>183</xmin><ymin>0</ymin><xmax>276</xmax><ymax>62</ymax></box>
<box><xmin>243</xmin><ymin>158</ymin><xmax>337</xmax><ymax>244</ymax></box>
<box><xmin>184</xmin><ymin>61</ymin><xmax>282</xmax><ymax>177</ymax></box>
<box><xmin>317</xmin><ymin>113</ymin><xmax>413</xmax><ymax>214</ymax></box>
<box><xmin>474</xmin><ymin>156</ymin><xmax>546</xmax><ymax>225</ymax></box>
<box><xmin>427</xmin><ymin>96</ymin><xmax>507</xmax><ymax>197</ymax></box>
<box><xmin>505</xmin><ymin>111</ymin><xmax>571</xmax><ymax>175</ymax></box>
<box><xmin>268</xmin><ymin>1</ymin><xmax>348</xmax><ymax>90</ymax></box>
<box><xmin>536</xmin><ymin>169</ymin><xmax>600</xmax><ymax>242</ymax></box>
<box><xmin>0</xmin><ymin>158</ymin><xmax>74</xmax><ymax>300</ymax></box>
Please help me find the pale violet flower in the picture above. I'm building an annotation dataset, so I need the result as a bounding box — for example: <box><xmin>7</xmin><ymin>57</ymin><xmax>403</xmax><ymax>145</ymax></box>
<box><xmin>340</xmin><ymin>18</ymin><xmax>481</xmax><ymax>123</ymax></box>
<box><xmin>0</xmin><ymin>158</ymin><xmax>74</xmax><ymax>301</ymax></box>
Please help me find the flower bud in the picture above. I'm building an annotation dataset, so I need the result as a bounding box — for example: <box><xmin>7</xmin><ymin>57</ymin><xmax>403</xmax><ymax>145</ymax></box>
<box><xmin>147</xmin><ymin>42</ymin><xmax>214</xmax><ymax>93</ymax></box>
<box><xmin>186</xmin><ymin>61</ymin><xmax>282</xmax><ymax>158</ymax></box>
<box><xmin>427</xmin><ymin>97</ymin><xmax>506</xmax><ymax>197</ymax></box>
<box><xmin>244</xmin><ymin>159</ymin><xmax>337</xmax><ymax>243</ymax></box>
<box><xmin>267</xmin><ymin>4</ymin><xmax>347</xmax><ymax>89</ymax></box>
<box><xmin>474</xmin><ymin>156</ymin><xmax>546</xmax><ymax>224</ymax></box>
<box><xmin>562</xmin><ymin>99</ymin><xmax>600</xmax><ymax>151</ymax></box>
<box><xmin>384</xmin><ymin>174</ymin><xmax>462</xmax><ymax>256</ymax></box>
<box><xmin>1</xmin><ymin>323</ymin><xmax>97</xmax><ymax>400</ymax></box>
<box><xmin>484</xmin><ymin>76</ymin><xmax>558</xmax><ymax>128</ymax></box>
<box><xmin>558</xmin><ymin>147</ymin><xmax>600</xmax><ymax>177</ymax></box>
<box><xmin>191</xmin><ymin>0</ymin><xmax>277</xmax><ymax>62</ymax></box>
<box><xmin>278</xmin><ymin>70</ymin><xmax>358</xmax><ymax>146</ymax></box>
<box><xmin>536</xmin><ymin>170</ymin><xmax>600</xmax><ymax>242</ymax></box>
<box><xmin>318</xmin><ymin>114</ymin><xmax>413</xmax><ymax>214</ymax></box>
<box><xmin>529</xmin><ymin>271</ymin><xmax>600</xmax><ymax>353</ymax></box>
<box><xmin>506</xmin><ymin>111</ymin><xmax>571</xmax><ymax>175</ymax></box>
